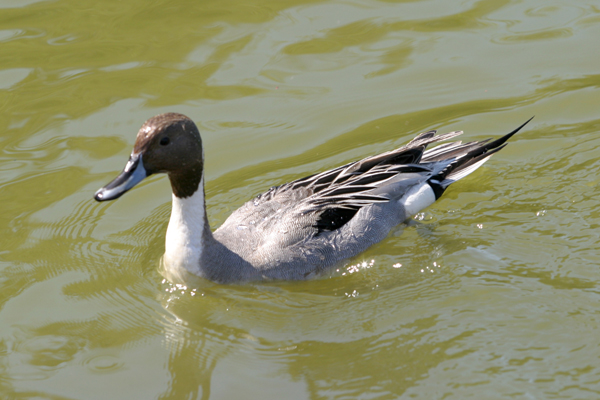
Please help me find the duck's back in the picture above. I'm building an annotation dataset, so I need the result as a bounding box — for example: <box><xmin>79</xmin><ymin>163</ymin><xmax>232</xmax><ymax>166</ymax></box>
<box><xmin>210</xmin><ymin>119</ymin><xmax>532</xmax><ymax>281</ymax></box>
<box><xmin>212</xmin><ymin>145</ymin><xmax>441</xmax><ymax>278</ymax></box>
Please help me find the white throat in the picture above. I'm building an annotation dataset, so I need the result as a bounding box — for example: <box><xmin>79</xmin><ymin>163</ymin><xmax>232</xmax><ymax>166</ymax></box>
<box><xmin>163</xmin><ymin>177</ymin><xmax>207</xmax><ymax>276</ymax></box>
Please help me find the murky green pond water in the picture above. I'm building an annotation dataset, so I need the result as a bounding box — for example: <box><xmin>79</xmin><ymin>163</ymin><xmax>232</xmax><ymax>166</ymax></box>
<box><xmin>2</xmin><ymin>0</ymin><xmax>600</xmax><ymax>398</ymax></box>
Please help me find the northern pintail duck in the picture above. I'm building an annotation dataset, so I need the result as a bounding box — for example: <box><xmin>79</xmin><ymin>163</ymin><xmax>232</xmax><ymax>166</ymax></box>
<box><xmin>95</xmin><ymin>113</ymin><xmax>532</xmax><ymax>283</ymax></box>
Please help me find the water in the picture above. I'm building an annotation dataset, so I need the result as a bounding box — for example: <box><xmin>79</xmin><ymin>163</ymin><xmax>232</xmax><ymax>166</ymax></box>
<box><xmin>1</xmin><ymin>0</ymin><xmax>600</xmax><ymax>398</ymax></box>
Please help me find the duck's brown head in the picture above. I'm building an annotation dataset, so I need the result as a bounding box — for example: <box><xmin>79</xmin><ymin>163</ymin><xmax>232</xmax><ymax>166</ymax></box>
<box><xmin>94</xmin><ymin>113</ymin><xmax>204</xmax><ymax>201</ymax></box>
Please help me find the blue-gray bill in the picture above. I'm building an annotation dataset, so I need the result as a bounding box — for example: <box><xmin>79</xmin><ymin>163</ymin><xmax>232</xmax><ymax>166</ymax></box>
<box><xmin>94</xmin><ymin>153</ymin><xmax>147</xmax><ymax>201</ymax></box>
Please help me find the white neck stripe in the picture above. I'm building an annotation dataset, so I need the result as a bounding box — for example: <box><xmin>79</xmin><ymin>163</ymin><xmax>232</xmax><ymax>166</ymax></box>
<box><xmin>163</xmin><ymin>176</ymin><xmax>206</xmax><ymax>276</ymax></box>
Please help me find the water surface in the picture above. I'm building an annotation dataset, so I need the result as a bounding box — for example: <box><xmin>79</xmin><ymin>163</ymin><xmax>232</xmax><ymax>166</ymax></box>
<box><xmin>1</xmin><ymin>0</ymin><xmax>600</xmax><ymax>398</ymax></box>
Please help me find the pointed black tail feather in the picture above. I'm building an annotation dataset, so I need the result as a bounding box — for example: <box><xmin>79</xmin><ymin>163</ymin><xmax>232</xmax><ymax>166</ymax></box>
<box><xmin>475</xmin><ymin>116</ymin><xmax>534</xmax><ymax>154</ymax></box>
<box><xmin>427</xmin><ymin>117</ymin><xmax>533</xmax><ymax>198</ymax></box>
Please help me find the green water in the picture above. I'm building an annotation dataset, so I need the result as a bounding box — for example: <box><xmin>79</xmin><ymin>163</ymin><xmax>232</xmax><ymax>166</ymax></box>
<box><xmin>1</xmin><ymin>0</ymin><xmax>600</xmax><ymax>398</ymax></box>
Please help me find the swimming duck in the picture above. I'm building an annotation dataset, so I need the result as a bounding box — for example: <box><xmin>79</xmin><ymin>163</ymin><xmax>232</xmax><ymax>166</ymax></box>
<box><xmin>95</xmin><ymin>113</ymin><xmax>531</xmax><ymax>283</ymax></box>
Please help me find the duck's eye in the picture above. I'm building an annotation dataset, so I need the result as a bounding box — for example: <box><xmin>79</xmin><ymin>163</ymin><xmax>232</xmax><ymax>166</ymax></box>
<box><xmin>160</xmin><ymin>137</ymin><xmax>170</xmax><ymax>146</ymax></box>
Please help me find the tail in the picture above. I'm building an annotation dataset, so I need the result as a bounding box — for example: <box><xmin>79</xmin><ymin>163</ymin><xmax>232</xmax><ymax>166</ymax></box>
<box><xmin>425</xmin><ymin>117</ymin><xmax>533</xmax><ymax>198</ymax></box>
